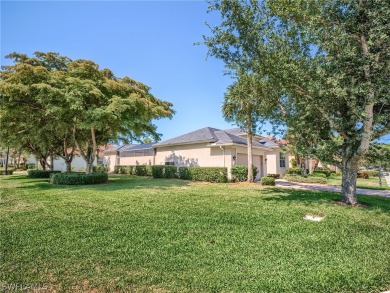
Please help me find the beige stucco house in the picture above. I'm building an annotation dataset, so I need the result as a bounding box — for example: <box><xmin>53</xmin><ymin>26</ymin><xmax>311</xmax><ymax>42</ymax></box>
<box><xmin>104</xmin><ymin>127</ymin><xmax>292</xmax><ymax>180</ymax></box>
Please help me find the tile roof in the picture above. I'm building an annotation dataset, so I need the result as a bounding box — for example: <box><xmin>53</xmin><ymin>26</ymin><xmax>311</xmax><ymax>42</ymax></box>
<box><xmin>154</xmin><ymin>127</ymin><xmax>220</xmax><ymax>146</ymax></box>
<box><xmin>154</xmin><ymin>127</ymin><xmax>278</xmax><ymax>149</ymax></box>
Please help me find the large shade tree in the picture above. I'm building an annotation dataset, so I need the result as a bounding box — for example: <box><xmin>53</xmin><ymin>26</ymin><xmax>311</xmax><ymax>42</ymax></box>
<box><xmin>0</xmin><ymin>52</ymin><xmax>174</xmax><ymax>173</ymax></box>
<box><xmin>204</xmin><ymin>0</ymin><xmax>390</xmax><ymax>205</ymax></box>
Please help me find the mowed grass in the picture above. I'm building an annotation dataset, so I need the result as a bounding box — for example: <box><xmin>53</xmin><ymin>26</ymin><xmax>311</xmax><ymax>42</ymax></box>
<box><xmin>0</xmin><ymin>175</ymin><xmax>389</xmax><ymax>292</ymax></box>
<box><xmin>326</xmin><ymin>177</ymin><xmax>390</xmax><ymax>190</ymax></box>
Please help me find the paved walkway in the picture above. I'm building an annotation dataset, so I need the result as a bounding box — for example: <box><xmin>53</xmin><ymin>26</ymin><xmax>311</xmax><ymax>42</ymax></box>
<box><xmin>275</xmin><ymin>179</ymin><xmax>390</xmax><ymax>198</ymax></box>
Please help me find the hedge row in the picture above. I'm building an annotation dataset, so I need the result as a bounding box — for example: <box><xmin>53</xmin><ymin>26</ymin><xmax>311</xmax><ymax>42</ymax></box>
<box><xmin>114</xmin><ymin>165</ymin><xmax>152</xmax><ymax>176</ymax></box>
<box><xmin>92</xmin><ymin>166</ymin><xmax>109</xmax><ymax>173</ymax></box>
<box><xmin>50</xmin><ymin>172</ymin><xmax>108</xmax><ymax>185</ymax></box>
<box><xmin>261</xmin><ymin>177</ymin><xmax>275</xmax><ymax>186</ymax></box>
<box><xmin>284</xmin><ymin>174</ymin><xmax>327</xmax><ymax>184</ymax></box>
<box><xmin>231</xmin><ymin>165</ymin><xmax>258</xmax><ymax>182</ymax></box>
<box><xmin>267</xmin><ymin>174</ymin><xmax>280</xmax><ymax>179</ymax></box>
<box><xmin>361</xmin><ymin>170</ymin><xmax>379</xmax><ymax>177</ymax></box>
<box><xmin>153</xmin><ymin>165</ymin><xmax>228</xmax><ymax>183</ymax></box>
<box><xmin>28</xmin><ymin>170</ymin><xmax>61</xmax><ymax>178</ymax></box>
<box><xmin>0</xmin><ymin>169</ymin><xmax>14</xmax><ymax>175</ymax></box>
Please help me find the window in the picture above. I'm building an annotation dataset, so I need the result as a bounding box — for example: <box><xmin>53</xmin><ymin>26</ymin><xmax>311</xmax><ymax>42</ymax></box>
<box><xmin>120</xmin><ymin>148</ymin><xmax>154</xmax><ymax>157</ymax></box>
<box><xmin>279</xmin><ymin>153</ymin><xmax>286</xmax><ymax>168</ymax></box>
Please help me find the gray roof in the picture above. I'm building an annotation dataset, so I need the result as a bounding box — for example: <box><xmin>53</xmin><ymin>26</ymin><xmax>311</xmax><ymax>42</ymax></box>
<box><xmin>154</xmin><ymin>127</ymin><xmax>220</xmax><ymax>146</ymax></box>
<box><xmin>154</xmin><ymin>127</ymin><xmax>277</xmax><ymax>149</ymax></box>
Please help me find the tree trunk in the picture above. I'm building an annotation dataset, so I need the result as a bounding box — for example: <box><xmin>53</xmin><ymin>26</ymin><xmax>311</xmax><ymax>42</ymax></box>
<box><xmin>5</xmin><ymin>146</ymin><xmax>10</xmax><ymax>174</ymax></box>
<box><xmin>40</xmin><ymin>159</ymin><xmax>46</xmax><ymax>170</ymax></box>
<box><xmin>300</xmin><ymin>156</ymin><xmax>307</xmax><ymax>176</ymax></box>
<box><xmin>378</xmin><ymin>166</ymin><xmax>382</xmax><ymax>188</ymax></box>
<box><xmin>65</xmin><ymin>160</ymin><xmax>72</xmax><ymax>172</ymax></box>
<box><xmin>247</xmin><ymin>133</ymin><xmax>253</xmax><ymax>182</ymax></box>
<box><xmin>50</xmin><ymin>154</ymin><xmax>54</xmax><ymax>171</ymax></box>
<box><xmin>341</xmin><ymin>155</ymin><xmax>359</xmax><ymax>205</ymax></box>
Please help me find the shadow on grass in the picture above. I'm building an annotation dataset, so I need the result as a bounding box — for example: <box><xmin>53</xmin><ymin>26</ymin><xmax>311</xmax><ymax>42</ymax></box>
<box><xmin>260</xmin><ymin>187</ymin><xmax>390</xmax><ymax>212</ymax></box>
<box><xmin>12</xmin><ymin>175</ymin><xmax>190</xmax><ymax>192</ymax></box>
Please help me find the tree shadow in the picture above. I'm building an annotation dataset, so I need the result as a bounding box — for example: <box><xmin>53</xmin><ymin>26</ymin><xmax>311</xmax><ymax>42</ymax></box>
<box><xmin>13</xmin><ymin>175</ymin><xmax>190</xmax><ymax>192</ymax></box>
<box><xmin>164</xmin><ymin>153</ymin><xmax>199</xmax><ymax>166</ymax></box>
<box><xmin>260</xmin><ymin>187</ymin><xmax>390</xmax><ymax>212</ymax></box>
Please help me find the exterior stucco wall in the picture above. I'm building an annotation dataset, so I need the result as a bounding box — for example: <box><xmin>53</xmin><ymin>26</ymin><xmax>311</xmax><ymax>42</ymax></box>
<box><xmin>52</xmin><ymin>156</ymin><xmax>95</xmax><ymax>172</ymax></box>
<box><xmin>266</xmin><ymin>150</ymin><xmax>293</xmax><ymax>176</ymax></box>
<box><xmin>104</xmin><ymin>154</ymin><xmax>117</xmax><ymax>173</ymax></box>
<box><xmin>155</xmin><ymin>143</ymin><xmax>225</xmax><ymax>167</ymax></box>
<box><xmin>233</xmin><ymin>146</ymin><xmax>268</xmax><ymax>179</ymax></box>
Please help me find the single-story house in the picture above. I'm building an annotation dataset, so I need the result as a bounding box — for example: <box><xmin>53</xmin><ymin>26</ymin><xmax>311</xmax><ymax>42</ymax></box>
<box><xmin>104</xmin><ymin>127</ymin><xmax>293</xmax><ymax>180</ymax></box>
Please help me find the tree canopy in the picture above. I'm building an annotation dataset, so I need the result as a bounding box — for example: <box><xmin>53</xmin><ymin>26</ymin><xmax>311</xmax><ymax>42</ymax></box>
<box><xmin>204</xmin><ymin>0</ymin><xmax>390</xmax><ymax>204</ymax></box>
<box><xmin>0</xmin><ymin>52</ymin><xmax>174</xmax><ymax>172</ymax></box>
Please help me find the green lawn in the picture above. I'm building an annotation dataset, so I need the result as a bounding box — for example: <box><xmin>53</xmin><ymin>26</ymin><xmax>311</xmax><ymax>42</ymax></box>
<box><xmin>1</xmin><ymin>175</ymin><xmax>389</xmax><ymax>292</ymax></box>
<box><xmin>326</xmin><ymin>176</ymin><xmax>390</xmax><ymax>190</ymax></box>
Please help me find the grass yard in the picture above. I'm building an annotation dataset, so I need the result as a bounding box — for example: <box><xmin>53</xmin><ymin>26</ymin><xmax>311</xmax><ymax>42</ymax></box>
<box><xmin>326</xmin><ymin>176</ymin><xmax>390</xmax><ymax>190</ymax></box>
<box><xmin>1</xmin><ymin>174</ymin><xmax>389</xmax><ymax>292</ymax></box>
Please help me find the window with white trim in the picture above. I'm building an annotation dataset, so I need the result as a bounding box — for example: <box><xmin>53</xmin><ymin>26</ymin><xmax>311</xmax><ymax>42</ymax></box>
<box><xmin>279</xmin><ymin>152</ymin><xmax>286</xmax><ymax>168</ymax></box>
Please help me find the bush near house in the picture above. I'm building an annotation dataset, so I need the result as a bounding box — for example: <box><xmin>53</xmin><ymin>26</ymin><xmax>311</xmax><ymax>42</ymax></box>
<box><xmin>313</xmin><ymin>170</ymin><xmax>332</xmax><ymax>177</ymax></box>
<box><xmin>151</xmin><ymin>165</ymin><xmax>177</xmax><ymax>179</ymax></box>
<box><xmin>285</xmin><ymin>168</ymin><xmax>301</xmax><ymax>175</ymax></box>
<box><xmin>177</xmin><ymin>167</ymin><xmax>228</xmax><ymax>183</ymax></box>
<box><xmin>361</xmin><ymin>170</ymin><xmax>379</xmax><ymax>177</ymax></box>
<box><xmin>231</xmin><ymin>165</ymin><xmax>258</xmax><ymax>182</ymax></box>
<box><xmin>267</xmin><ymin>174</ymin><xmax>280</xmax><ymax>179</ymax></box>
<box><xmin>0</xmin><ymin>169</ymin><xmax>14</xmax><ymax>175</ymax></box>
<box><xmin>357</xmin><ymin>172</ymin><xmax>369</xmax><ymax>179</ymax></box>
<box><xmin>114</xmin><ymin>165</ymin><xmax>152</xmax><ymax>176</ymax></box>
<box><xmin>92</xmin><ymin>166</ymin><xmax>109</xmax><ymax>173</ymax></box>
<box><xmin>284</xmin><ymin>174</ymin><xmax>327</xmax><ymax>184</ymax></box>
<box><xmin>50</xmin><ymin>172</ymin><xmax>108</xmax><ymax>185</ymax></box>
<box><xmin>311</xmin><ymin>172</ymin><xmax>327</xmax><ymax>178</ymax></box>
<box><xmin>27</xmin><ymin>170</ymin><xmax>61</xmax><ymax>178</ymax></box>
<box><xmin>261</xmin><ymin>177</ymin><xmax>275</xmax><ymax>186</ymax></box>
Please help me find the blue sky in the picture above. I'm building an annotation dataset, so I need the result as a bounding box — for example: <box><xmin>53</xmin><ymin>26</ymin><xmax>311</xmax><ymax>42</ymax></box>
<box><xmin>1</xmin><ymin>1</ymin><xmax>388</xmax><ymax>143</ymax></box>
<box><xmin>1</xmin><ymin>0</ymin><xmax>246</xmax><ymax>141</ymax></box>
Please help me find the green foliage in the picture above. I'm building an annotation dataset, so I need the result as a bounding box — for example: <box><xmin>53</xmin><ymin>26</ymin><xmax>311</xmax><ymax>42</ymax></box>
<box><xmin>27</xmin><ymin>164</ymin><xmax>36</xmax><ymax>169</ymax></box>
<box><xmin>311</xmin><ymin>172</ymin><xmax>327</xmax><ymax>178</ymax></box>
<box><xmin>231</xmin><ymin>165</ymin><xmax>258</xmax><ymax>182</ymax></box>
<box><xmin>267</xmin><ymin>174</ymin><xmax>280</xmax><ymax>179</ymax></box>
<box><xmin>114</xmin><ymin>165</ymin><xmax>151</xmax><ymax>176</ymax></box>
<box><xmin>284</xmin><ymin>174</ymin><xmax>327</xmax><ymax>184</ymax></box>
<box><xmin>0</xmin><ymin>52</ymin><xmax>174</xmax><ymax>174</ymax></box>
<box><xmin>50</xmin><ymin>172</ymin><xmax>108</xmax><ymax>185</ymax></box>
<box><xmin>0</xmin><ymin>169</ymin><xmax>14</xmax><ymax>175</ymax></box>
<box><xmin>92</xmin><ymin>166</ymin><xmax>109</xmax><ymax>173</ymax></box>
<box><xmin>362</xmin><ymin>170</ymin><xmax>379</xmax><ymax>177</ymax></box>
<box><xmin>261</xmin><ymin>177</ymin><xmax>275</xmax><ymax>186</ymax></box>
<box><xmin>204</xmin><ymin>0</ymin><xmax>390</xmax><ymax>204</ymax></box>
<box><xmin>177</xmin><ymin>167</ymin><xmax>228</xmax><ymax>183</ymax></box>
<box><xmin>313</xmin><ymin>170</ymin><xmax>332</xmax><ymax>178</ymax></box>
<box><xmin>290</xmin><ymin>158</ymin><xmax>298</xmax><ymax>168</ymax></box>
<box><xmin>164</xmin><ymin>166</ymin><xmax>177</xmax><ymax>179</ymax></box>
<box><xmin>285</xmin><ymin>168</ymin><xmax>301</xmax><ymax>175</ymax></box>
<box><xmin>152</xmin><ymin>165</ymin><xmax>165</xmax><ymax>178</ymax></box>
<box><xmin>28</xmin><ymin>170</ymin><xmax>61</xmax><ymax>178</ymax></box>
<box><xmin>178</xmin><ymin>167</ymin><xmax>191</xmax><ymax>180</ymax></box>
<box><xmin>1</xmin><ymin>175</ymin><xmax>390</xmax><ymax>292</ymax></box>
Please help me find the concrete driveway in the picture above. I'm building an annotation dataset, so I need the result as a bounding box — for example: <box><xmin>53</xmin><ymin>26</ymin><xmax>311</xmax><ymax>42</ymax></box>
<box><xmin>275</xmin><ymin>179</ymin><xmax>390</xmax><ymax>198</ymax></box>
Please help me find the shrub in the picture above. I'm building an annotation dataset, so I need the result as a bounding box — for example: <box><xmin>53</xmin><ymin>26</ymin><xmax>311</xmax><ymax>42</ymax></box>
<box><xmin>135</xmin><ymin>165</ymin><xmax>148</xmax><ymax>176</ymax></box>
<box><xmin>26</xmin><ymin>164</ymin><xmax>36</xmax><ymax>169</ymax></box>
<box><xmin>51</xmin><ymin>172</ymin><xmax>108</xmax><ymax>185</ymax></box>
<box><xmin>357</xmin><ymin>172</ymin><xmax>369</xmax><ymax>179</ymax></box>
<box><xmin>178</xmin><ymin>167</ymin><xmax>227</xmax><ymax>183</ymax></box>
<box><xmin>290</xmin><ymin>158</ymin><xmax>298</xmax><ymax>168</ymax></box>
<box><xmin>311</xmin><ymin>172</ymin><xmax>327</xmax><ymax>178</ymax></box>
<box><xmin>0</xmin><ymin>169</ymin><xmax>14</xmax><ymax>175</ymax></box>
<box><xmin>93</xmin><ymin>166</ymin><xmax>109</xmax><ymax>173</ymax></box>
<box><xmin>28</xmin><ymin>170</ymin><xmax>61</xmax><ymax>178</ymax></box>
<box><xmin>178</xmin><ymin>167</ymin><xmax>191</xmax><ymax>180</ymax></box>
<box><xmin>267</xmin><ymin>174</ymin><xmax>280</xmax><ymax>179</ymax></box>
<box><xmin>361</xmin><ymin>170</ymin><xmax>379</xmax><ymax>177</ymax></box>
<box><xmin>231</xmin><ymin>165</ymin><xmax>258</xmax><ymax>182</ymax></box>
<box><xmin>152</xmin><ymin>165</ymin><xmax>165</xmax><ymax>178</ymax></box>
<box><xmin>261</xmin><ymin>177</ymin><xmax>275</xmax><ymax>186</ymax></box>
<box><xmin>114</xmin><ymin>165</ymin><xmax>151</xmax><ymax>176</ymax></box>
<box><xmin>284</xmin><ymin>174</ymin><xmax>327</xmax><ymax>184</ymax></box>
<box><xmin>313</xmin><ymin>170</ymin><xmax>332</xmax><ymax>177</ymax></box>
<box><xmin>285</xmin><ymin>168</ymin><xmax>301</xmax><ymax>175</ymax></box>
<box><xmin>164</xmin><ymin>165</ymin><xmax>177</xmax><ymax>178</ymax></box>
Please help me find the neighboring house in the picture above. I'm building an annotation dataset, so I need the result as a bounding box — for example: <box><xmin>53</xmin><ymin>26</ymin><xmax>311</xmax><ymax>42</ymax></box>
<box><xmin>105</xmin><ymin>127</ymin><xmax>293</xmax><ymax>180</ymax></box>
